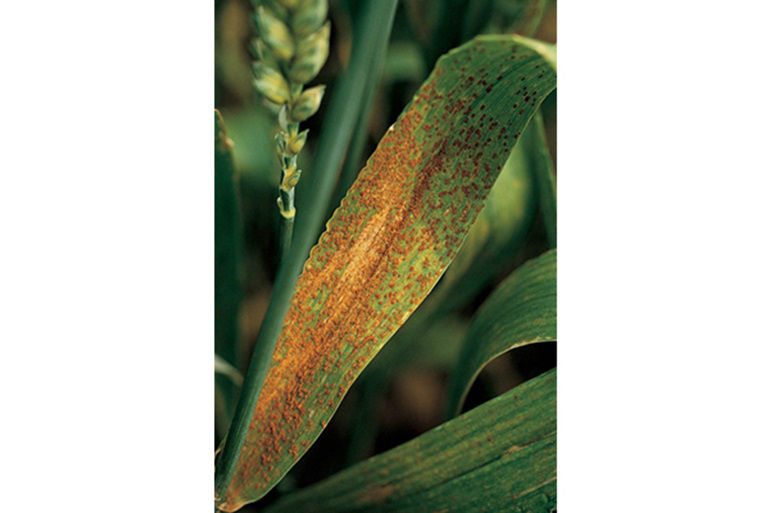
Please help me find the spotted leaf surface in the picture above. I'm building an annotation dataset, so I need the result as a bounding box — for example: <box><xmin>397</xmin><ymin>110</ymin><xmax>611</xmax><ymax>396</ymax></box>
<box><xmin>420</xmin><ymin>112</ymin><xmax>548</xmax><ymax>318</ymax></box>
<box><xmin>264</xmin><ymin>370</ymin><xmax>557</xmax><ymax>513</ymax></box>
<box><xmin>447</xmin><ymin>249</ymin><xmax>557</xmax><ymax>417</ymax></box>
<box><xmin>219</xmin><ymin>34</ymin><xmax>556</xmax><ymax>510</ymax></box>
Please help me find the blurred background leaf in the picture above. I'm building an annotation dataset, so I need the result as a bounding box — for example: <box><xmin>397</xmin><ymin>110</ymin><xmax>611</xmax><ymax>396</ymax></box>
<box><xmin>446</xmin><ymin>249</ymin><xmax>556</xmax><ymax>418</ymax></box>
<box><xmin>528</xmin><ymin>111</ymin><xmax>557</xmax><ymax>248</ymax></box>
<box><xmin>215</xmin><ymin>111</ymin><xmax>243</xmax><ymax>438</ymax></box>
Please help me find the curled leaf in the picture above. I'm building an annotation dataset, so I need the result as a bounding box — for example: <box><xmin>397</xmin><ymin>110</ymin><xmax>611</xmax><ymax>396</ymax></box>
<box><xmin>446</xmin><ymin>249</ymin><xmax>557</xmax><ymax>417</ymax></box>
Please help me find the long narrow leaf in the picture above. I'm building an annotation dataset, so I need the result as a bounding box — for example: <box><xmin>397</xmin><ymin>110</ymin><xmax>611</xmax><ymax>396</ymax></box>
<box><xmin>265</xmin><ymin>370</ymin><xmax>556</xmax><ymax>513</ymax></box>
<box><xmin>446</xmin><ymin>249</ymin><xmax>556</xmax><ymax>417</ymax></box>
<box><xmin>214</xmin><ymin>110</ymin><xmax>242</xmax><ymax>435</ymax></box>
<box><xmin>217</xmin><ymin>34</ymin><xmax>556</xmax><ymax>510</ymax></box>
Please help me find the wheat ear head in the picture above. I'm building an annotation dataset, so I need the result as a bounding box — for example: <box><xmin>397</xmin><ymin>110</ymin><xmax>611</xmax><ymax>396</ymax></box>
<box><xmin>250</xmin><ymin>0</ymin><xmax>330</xmax><ymax>226</ymax></box>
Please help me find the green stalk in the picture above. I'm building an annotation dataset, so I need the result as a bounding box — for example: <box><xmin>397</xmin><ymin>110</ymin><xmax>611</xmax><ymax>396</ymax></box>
<box><xmin>214</xmin><ymin>0</ymin><xmax>399</xmax><ymax>503</ymax></box>
<box><xmin>278</xmin><ymin>216</ymin><xmax>293</xmax><ymax>263</ymax></box>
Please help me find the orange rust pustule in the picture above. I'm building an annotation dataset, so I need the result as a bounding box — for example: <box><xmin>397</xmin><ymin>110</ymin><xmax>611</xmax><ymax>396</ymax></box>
<box><xmin>220</xmin><ymin>37</ymin><xmax>556</xmax><ymax>511</ymax></box>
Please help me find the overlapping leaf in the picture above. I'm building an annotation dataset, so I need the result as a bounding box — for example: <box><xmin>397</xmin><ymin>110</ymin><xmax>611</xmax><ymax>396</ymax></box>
<box><xmin>218</xmin><ymin>34</ymin><xmax>556</xmax><ymax>510</ymax></box>
<box><xmin>265</xmin><ymin>370</ymin><xmax>557</xmax><ymax>513</ymax></box>
<box><xmin>446</xmin><ymin>249</ymin><xmax>556</xmax><ymax>417</ymax></box>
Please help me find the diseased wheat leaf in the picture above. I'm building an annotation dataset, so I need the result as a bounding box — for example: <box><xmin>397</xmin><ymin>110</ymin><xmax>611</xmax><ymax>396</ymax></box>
<box><xmin>265</xmin><ymin>370</ymin><xmax>556</xmax><ymax>513</ymax></box>
<box><xmin>446</xmin><ymin>249</ymin><xmax>556</xmax><ymax>417</ymax></box>
<box><xmin>423</xmin><ymin>116</ymin><xmax>541</xmax><ymax>316</ymax></box>
<box><xmin>218</xmin><ymin>34</ymin><xmax>556</xmax><ymax>511</ymax></box>
<box><xmin>341</xmin><ymin>139</ymin><xmax>538</xmax><ymax>465</ymax></box>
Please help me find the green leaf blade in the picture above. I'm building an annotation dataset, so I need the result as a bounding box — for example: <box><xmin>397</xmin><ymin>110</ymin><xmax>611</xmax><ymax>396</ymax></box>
<box><xmin>214</xmin><ymin>110</ymin><xmax>242</xmax><ymax>435</ymax></box>
<box><xmin>446</xmin><ymin>249</ymin><xmax>557</xmax><ymax>418</ymax></box>
<box><xmin>265</xmin><ymin>370</ymin><xmax>556</xmax><ymax>513</ymax></box>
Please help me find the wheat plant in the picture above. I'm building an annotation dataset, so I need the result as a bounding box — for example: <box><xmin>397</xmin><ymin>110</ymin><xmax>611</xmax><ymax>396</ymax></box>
<box><xmin>215</xmin><ymin>1</ymin><xmax>557</xmax><ymax>511</ymax></box>
<box><xmin>250</xmin><ymin>0</ymin><xmax>330</xmax><ymax>259</ymax></box>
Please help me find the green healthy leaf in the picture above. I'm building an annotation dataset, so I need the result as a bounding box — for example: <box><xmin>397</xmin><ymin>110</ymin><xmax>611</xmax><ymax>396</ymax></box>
<box><xmin>215</xmin><ymin>110</ymin><xmax>242</xmax><ymax>436</ymax></box>
<box><xmin>265</xmin><ymin>370</ymin><xmax>556</xmax><ymax>513</ymax></box>
<box><xmin>528</xmin><ymin>112</ymin><xmax>557</xmax><ymax>248</ymax></box>
<box><xmin>446</xmin><ymin>249</ymin><xmax>556</xmax><ymax>418</ymax></box>
<box><xmin>215</xmin><ymin>0</ymin><xmax>399</xmax><ymax>502</ymax></box>
<box><xmin>217</xmin><ymin>35</ymin><xmax>556</xmax><ymax>510</ymax></box>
